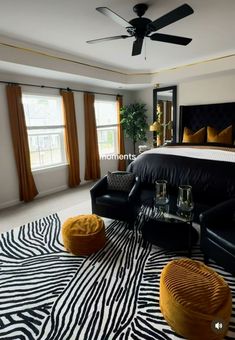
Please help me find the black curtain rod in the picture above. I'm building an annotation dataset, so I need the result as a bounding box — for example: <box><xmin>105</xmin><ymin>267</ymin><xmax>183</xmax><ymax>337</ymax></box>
<box><xmin>0</xmin><ymin>80</ymin><xmax>122</xmax><ymax>97</ymax></box>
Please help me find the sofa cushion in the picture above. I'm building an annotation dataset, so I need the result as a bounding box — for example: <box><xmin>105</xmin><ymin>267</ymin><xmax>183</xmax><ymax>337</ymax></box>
<box><xmin>96</xmin><ymin>191</ymin><xmax>129</xmax><ymax>206</ymax></box>
<box><xmin>107</xmin><ymin>171</ymin><xmax>134</xmax><ymax>192</ymax></box>
<box><xmin>206</xmin><ymin>224</ymin><xmax>235</xmax><ymax>254</ymax></box>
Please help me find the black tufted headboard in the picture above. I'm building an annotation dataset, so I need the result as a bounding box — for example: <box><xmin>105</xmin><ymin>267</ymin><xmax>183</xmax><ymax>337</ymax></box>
<box><xmin>179</xmin><ymin>102</ymin><xmax>235</xmax><ymax>142</ymax></box>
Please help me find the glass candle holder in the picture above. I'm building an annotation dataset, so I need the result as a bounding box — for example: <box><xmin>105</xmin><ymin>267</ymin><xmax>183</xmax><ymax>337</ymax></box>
<box><xmin>155</xmin><ymin>180</ymin><xmax>169</xmax><ymax>205</ymax></box>
<box><xmin>177</xmin><ymin>185</ymin><xmax>194</xmax><ymax>212</ymax></box>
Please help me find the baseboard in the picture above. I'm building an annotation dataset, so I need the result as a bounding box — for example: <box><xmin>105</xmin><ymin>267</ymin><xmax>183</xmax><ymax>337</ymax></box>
<box><xmin>37</xmin><ymin>181</ymin><xmax>89</xmax><ymax>198</ymax></box>
<box><xmin>0</xmin><ymin>199</ymin><xmax>20</xmax><ymax>210</ymax></box>
<box><xmin>36</xmin><ymin>185</ymin><xmax>68</xmax><ymax>198</ymax></box>
<box><xmin>0</xmin><ymin>186</ymin><xmax>68</xmax><ymax>210</ymax></box>
<box><xmin>0</xmin><ymin>181</ymin><xmax>89</xmax><ymax>210</ymax></box>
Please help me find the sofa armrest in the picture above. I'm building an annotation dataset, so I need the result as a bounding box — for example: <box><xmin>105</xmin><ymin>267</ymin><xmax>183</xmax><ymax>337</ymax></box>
<box><xmin>199</xmin><ymin>198</ymin><xmax>235</xmax><ymax>225</ymax></box>
<box><xmin>128</xmin><ymin>177</ymin><xmax>141</xmax><ymax>204</ymax></box>
<box><xmin>90</xmin><ymin>176</ymin><xmax>107</xmax><ymax>199</ymax></box>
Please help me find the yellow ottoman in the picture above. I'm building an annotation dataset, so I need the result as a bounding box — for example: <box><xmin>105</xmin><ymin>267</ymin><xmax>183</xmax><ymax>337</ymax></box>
<box><xmin>62</xmin><ymin>214</ymin><xmax>106</xmax><ymax>256</ymax></box>
<box><xmin>160</xmin><ymin>258</ymin><xmax>232</xmax><ymax>340</ymax></box>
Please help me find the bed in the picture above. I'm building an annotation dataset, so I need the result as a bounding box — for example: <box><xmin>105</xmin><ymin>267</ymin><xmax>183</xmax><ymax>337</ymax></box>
<box><xmin>128</xmin><ymin>102</ymin><xmax>235</xmax><ymax>207</ymax></box>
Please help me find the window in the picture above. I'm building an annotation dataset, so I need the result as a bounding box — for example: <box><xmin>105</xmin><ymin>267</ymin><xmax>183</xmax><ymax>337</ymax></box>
<box><xmin>94</xmin><ymin>99</ymin><xmax>118</xmax><ymax>156</ymax></box>
<box><xmin>22</xmin><ymin>94</ymin><xmax>67</xmax><ymax>170</ymax></box>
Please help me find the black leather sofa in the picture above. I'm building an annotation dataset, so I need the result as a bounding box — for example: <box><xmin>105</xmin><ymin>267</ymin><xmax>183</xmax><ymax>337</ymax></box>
<box><xmin>200</xmin><ymin>198</ymin><xmax>235</xmax><ymax>275</ymax></box>
<box><xmin>90</xmin><ymin>172</ymin><xmax>141</xmax><ymax>228</ymax></box>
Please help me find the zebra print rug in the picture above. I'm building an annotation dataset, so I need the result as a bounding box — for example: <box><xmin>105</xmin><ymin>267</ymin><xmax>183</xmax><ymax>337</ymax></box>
<box><xmin>0</xmin><ymin>214</ymin><xmax>234</xmax><ymax>340</ymax></box>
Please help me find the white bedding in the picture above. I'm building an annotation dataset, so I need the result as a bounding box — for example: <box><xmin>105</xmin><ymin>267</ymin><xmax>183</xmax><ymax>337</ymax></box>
<box><xmin>144</xmin><ymin>146</ymin><xmax>235</xmax><ymax>163</ymax></box>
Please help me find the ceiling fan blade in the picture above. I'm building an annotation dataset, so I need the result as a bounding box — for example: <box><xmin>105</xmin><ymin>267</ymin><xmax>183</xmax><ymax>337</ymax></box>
<box><xmin>132</xmin><ymin>38</ymin><xmax>143</xmax><ymax>56</ymax></box>
<box><xmin>149</xmin><ymin>4</ymin><xmax>194</xmax><ymax>31</ymax></box>
<box><xmin>150</xmin><ymin>33</ymin><xmax>192</xmax><ymax>45</ymax></box>
<box><xmin>87</xmin><ymin>35</ymin><xmax>131</xmax><ymax>44</ymax></box>
<box><xmin>96</xmin><ymin>7</ymin><xmax>133</xmax><ymax>28</ymax></box>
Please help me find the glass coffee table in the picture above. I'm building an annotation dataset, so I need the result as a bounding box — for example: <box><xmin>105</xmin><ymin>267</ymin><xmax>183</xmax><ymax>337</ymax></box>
<box><xmin>141</xmin><ymin>195</ymin><xmax>199</xmax><ymax>257</ymax></box>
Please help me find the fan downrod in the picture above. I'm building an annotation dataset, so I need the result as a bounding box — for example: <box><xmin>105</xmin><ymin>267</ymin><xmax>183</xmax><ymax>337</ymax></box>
<box><xmin>133</xmin><ymin>3</ymin><xmax>148</xmax><ymax>17</ymax></box>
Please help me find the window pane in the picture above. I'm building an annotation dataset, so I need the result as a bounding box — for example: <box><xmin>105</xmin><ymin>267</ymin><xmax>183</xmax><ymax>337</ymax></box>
<box><xmin>28</xmin><ymin>128</ymin><xmax>66</xmax><ymax>169</ymax></box>
<box><xmin>95</xmin><ymin>101</ymin><xmax>118</xmax><ymax>126</ymax></box>
<box><xmin>23</xmin><ymin>95</ymin><xmax>63</xmax><ymax>127</ymax></box>
<box><xmin>97</xmin><ymin>127</ymin><xmax>117</xmax><ymax>155</ymax></box>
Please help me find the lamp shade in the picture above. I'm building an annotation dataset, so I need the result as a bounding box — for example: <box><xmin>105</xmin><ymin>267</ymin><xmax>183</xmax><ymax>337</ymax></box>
<box><xmin>149</xmin><ymin>121</ymin><xmax>161</xmax><ymax>132</ymax></box>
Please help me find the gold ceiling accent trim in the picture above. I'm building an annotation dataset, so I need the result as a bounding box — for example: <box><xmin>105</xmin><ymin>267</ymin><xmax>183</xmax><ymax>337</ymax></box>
<box><xmin>0</xmin><ymin>41</ymin><xmax>234</xmax><ymax>77</ymax></box>
<box><xmin>0</xmin><ymin>41</ymin><xmax>127</xmax><ymax>76</ymax></box>
<box><xmin>150</xmin><ymin>53</ymin><xmax>235</xmax><ymax>76</ymax></box>
<box><xmin>127</xmin><ymin>53</ymin><xmax>235</xmax><ymax>76</ymax></box>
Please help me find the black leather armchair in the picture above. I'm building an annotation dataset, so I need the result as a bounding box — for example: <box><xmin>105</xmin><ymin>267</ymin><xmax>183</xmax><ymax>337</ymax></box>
<box><xmin>90</xmin><ymin>172</ymin><xmax>141</xmax><ymax>228</ymax></box>
<box><xmin>200</xmin><ymin>198</ymin><xmax>235</xmax><ymax>275</ymax></box>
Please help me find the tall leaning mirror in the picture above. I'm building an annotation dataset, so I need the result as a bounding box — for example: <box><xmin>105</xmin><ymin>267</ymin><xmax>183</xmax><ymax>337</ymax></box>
<box><xmin>152</xmin><ymin>86</ymin><xmax>177</xmax><ymax>146</ymax></box>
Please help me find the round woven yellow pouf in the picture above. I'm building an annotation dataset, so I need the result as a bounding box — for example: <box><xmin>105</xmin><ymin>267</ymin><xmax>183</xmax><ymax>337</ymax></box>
<box><xmin>62</xmin><ymin>214</ymin><xmax>106</xmax><ymax>256</ymax></box>
<box><xmin>160</xmin><ymin>258</ymin><xmax>232</xmax><ymax>340</ymax></box>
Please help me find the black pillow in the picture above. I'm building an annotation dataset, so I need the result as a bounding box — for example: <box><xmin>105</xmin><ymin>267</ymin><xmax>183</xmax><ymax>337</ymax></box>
<box><xmin>107</xmin><ymin>171</ymin><xmax>135</xmax><ymax>192</ymax></box>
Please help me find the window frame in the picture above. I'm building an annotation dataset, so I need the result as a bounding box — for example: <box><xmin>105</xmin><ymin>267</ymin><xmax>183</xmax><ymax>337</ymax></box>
<box><xmin>94</xmin><ymin>98</ymin><xmax>118</xmax><ymax>156</ymax></box>
<box><xmin>22</xmin><ymin>93</ymin><xmax>68</xmax><ymax>171</ymax></box>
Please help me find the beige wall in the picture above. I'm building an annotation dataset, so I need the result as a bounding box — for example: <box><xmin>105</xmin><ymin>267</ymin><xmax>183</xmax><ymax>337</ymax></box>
<box><xmin>0</xmin><ymin>84</ymin><xmax>19</xmax><ymax>207</ymax></box>
<box><xmin>0</xmin><ymin>74</ymin><xmax>134</xmax><ymax>209</ymax></box>
<box><xmin>133</xmin><ymin>72</ymin><xmax>235</xmax><ymax>142</ymax></box>
<box><xmin>178</xmin><ymin>72</ymin><xmax>235</xmax><ymax>105</ymax></box>
<box><xmin>128</xmin><ymin>87</ymin><xmax>154</xmax><ymax>152</ymax></box>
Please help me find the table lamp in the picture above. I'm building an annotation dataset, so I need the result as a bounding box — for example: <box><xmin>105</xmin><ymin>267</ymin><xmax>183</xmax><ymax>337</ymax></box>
<box><xmin>149</xmin><ymin>121</ymin><xmax>161</xmax><ymax>147</ymax></box>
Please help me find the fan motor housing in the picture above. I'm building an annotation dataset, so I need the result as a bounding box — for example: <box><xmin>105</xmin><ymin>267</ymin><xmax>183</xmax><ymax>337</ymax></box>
<box><xmin>128</xmin><ymin>18</ymin><xmax>153</xmax><ymax>37</ymax></box>
<box><xmin>133</xmin><ymin>3</ymin><xmax>148</xmax><ymax>17</ymax></box>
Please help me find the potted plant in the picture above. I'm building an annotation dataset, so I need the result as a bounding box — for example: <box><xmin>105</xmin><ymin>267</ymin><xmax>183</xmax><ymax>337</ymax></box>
<box><xmin>120</xmin><ymin>103</ymin><xmax>148</xmax><ymax>154</ymax></box>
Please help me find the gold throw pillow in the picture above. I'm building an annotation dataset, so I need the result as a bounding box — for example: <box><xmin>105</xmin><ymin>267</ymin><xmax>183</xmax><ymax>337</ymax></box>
<box><xmin>207</xmin><ymin>125</ymin><xmax>232</xmax><ymax>144</ymax></box>
<box><xmin>182</xmin><ymin>127</ymin><xmax>206</xmax><ymax>143</ymax></box>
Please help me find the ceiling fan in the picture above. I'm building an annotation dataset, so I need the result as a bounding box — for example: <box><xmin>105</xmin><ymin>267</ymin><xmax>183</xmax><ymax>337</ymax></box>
<box><xmin>86</xmin><ymin>3</ymin><xmax>194</xmax><ymax>56</ymax></box>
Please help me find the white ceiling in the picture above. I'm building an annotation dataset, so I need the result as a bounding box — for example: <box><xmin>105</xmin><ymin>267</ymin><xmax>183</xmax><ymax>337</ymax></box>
<box><xmin>0</xmin><ymin>0</ymin><xmax>234</xmax><ymax>74</ymax></box>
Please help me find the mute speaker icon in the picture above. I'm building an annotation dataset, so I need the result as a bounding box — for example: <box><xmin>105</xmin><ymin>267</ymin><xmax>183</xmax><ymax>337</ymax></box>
<box><xmin>211</xmin><ymin>319</ymin><xmax>225</xmax><ymax>334</ymax></box>
<box><xmin>215</xmin><ymin>322</ymin><xmax>223</xmax><ymax>330</ymax></box>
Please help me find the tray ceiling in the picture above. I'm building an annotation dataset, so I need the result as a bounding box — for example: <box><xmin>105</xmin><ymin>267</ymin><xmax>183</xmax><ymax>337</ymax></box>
<box><xmin>0</xmin><ymin>0</ymin><xmax>234</xmax><ymax>74</ymax></box>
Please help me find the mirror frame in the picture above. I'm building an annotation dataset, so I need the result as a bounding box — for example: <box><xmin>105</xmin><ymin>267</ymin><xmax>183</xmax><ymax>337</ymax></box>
<box><xmin>153</xmin><ymin>86</ymin><xmax>177</xmax><ymax>143</ymax></box>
